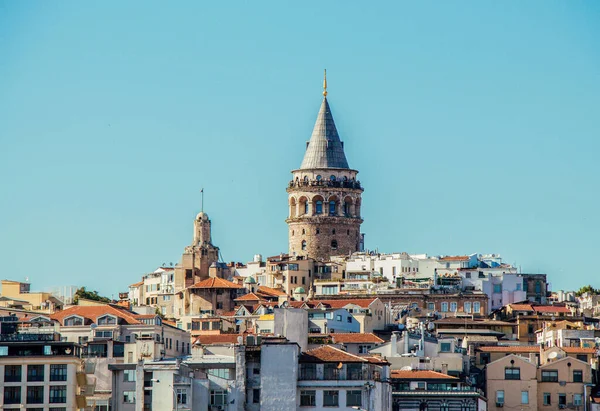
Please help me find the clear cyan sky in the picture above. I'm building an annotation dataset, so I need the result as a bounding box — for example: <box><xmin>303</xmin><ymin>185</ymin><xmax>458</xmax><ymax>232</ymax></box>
<box><xmin>1</xmin><ymin>2</ymin><xmax>599</xmax><ymax>297</ymax></box>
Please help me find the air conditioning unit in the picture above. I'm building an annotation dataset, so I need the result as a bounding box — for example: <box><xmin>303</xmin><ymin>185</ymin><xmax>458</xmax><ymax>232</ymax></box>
<box><xmin>496</xmin><ymin>402</ymin><xmax>504</xmax><ymax>408</ymax></box>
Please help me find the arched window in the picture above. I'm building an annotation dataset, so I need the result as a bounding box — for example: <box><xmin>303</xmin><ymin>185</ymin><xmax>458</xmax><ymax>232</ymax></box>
<box><xmin>331</xmin><ymin>240</ymin><xmax>338</xmax><ymax>250</ymax></box>
<box><xmin>292</xmin><ymin>230</ymin><xmax>294</xmax><ymax>236</ymax></box>
<box><xmin>304</xmin><ymin>202</ymin><xmax>309</xmax><ymax>215</ymax></box>
<box><xmin>535</xmin><ymin>281</ymin><xmax>541</xmax><ymax>294</ymax></box>
<box><xmin>332</xmin><ymin>229</ymin><xmax>336</xmax><ymax>235</ymax></box>
<box><xmin>316</xmin><ymin>228</ymin><xmax>320</xmax><ymax>234</ymax></box>
<box><xmin>303</xmin><ymin>176</ymin><xmax>309</xmax><ymax>183</ymax></box>
<box><xmin>343</xmin><ymin>176</ymin><xmax>348</xmax><ymax>182</ymax></box>
<box><xmin>301</xmin><ymin>240</ymin><xmax>307</xmax><ymax>251</ymax></box>
<box><xmin>302</xmin><ymin>229</ymin><xmax>305</xmax><ymax>235</ymax></box>
<box><xmin>330</xmin><ymin>175</ymin><xmax>336</xmax><ymax>181</ymax></box>
<box><xmin>329</xmin><ymin>201</ymin><xmax>336</xmax><ymax>215</ymax></box>
<box><xmin>315</xmin><ymin>201</ymin><xmax>323</xmax><ymax>214</ymax></box>
<box><xmin>343</xmin><ymin>202</ymin><xmax>350</xmax><ymax>216</ymax></box>
<box><xmin>316</xmin><ymin>175</ymin><xmax>322</xmax><ymax>181</ymax></box>
<box><xmin>347</xmin><ymin>229</ymin><xmax>350</xmax><ymax>235</ymax></box>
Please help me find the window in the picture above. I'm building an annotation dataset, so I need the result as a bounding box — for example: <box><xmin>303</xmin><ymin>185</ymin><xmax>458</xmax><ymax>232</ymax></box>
<box><xmin>465</xmin><ymin>272</ymin><xmax>471</xmax><ymax>278</ymax></box>
<box><xmin>4</xmin><ymin>364</ymin><xmax>21</xmax><ymax>382</ymax></box>
<box><xmin>347</xmin><ymin>316</ymin><xmax>352</xmax><ymax>323</ymax></box>
<box><xmin>346</xmin><ymin>390</ymin><xmax>362</xmax><ymax>407</ymax></box>
<box><xmin>301</xmin><ymin>240</ymin><xmax>307</xmax><ymax>251</ymax></box>
<box><xmin>347</xmin><ymin>363</ymin><xmax>363</xmax><ymax>380</ymax></box>
<box><xmin>480</xmin><ymin>353</ymin><xmax>491</xmax><ymax>365</ymax></box>
<box><xmin>441</xmin><ymin>302</ymin><xmax>448</xmax><ymax>312</ymax></box>
<box><xmin>331</xmin><ymin>240</ymin><xmax>338</xmax><ymax>250</ymax></box>
<box><xmin>521</xmin><ymin>391</ymin><xmax>529</xmax><ymax>404</ymax></box>
<box><xmin>323</xmin><ymin>390</ymin><xmax>339</xmax><ymax>407</ymax></box>
<box><xmin>28</xmin><ymin>364</ymin><xmax>45</xmax><ymax>382</ymax></box>
<box><xmin>358</xmin><ymin>345</ymin><xmax>371</xmax><ymax>354</ymax></box>
<box><xmin>4</xmin><ymin>386</ymin><xmax>21</xmax><ymax>404</ymax></box>
<box><xmin>49</xmin><ymin>385</ymin><xmax>67</xmax><ymax>404</ymax></box>
<box><xmin>300</xmin><ymin>390</ymin><xmax>316</xmax><ymax>407</ymax></box>
<box><xmin>535</xmin><ymin>281</ymin><xmax>542</xmax><ymax>294</ymax></box>
<box><xmin>464</xmin><ymin>302</ymin><xmax>471</xmax><ymax>313</ymax></box>
<box><xmin>559</xmin><ymin>393</ymin><xmax>566</xmax><ymax>406</ymax></box>
<box><xmin>95</xmin><ymin>330</ymin><xmax>113</xmax><ymax>338</ymax></box>
<box><xmin>97</xmin><ymin>315</ymin><xmax>117</xmax><ymax>325</ymax></box>
<box><xmin>123</xmin><ymin>369</ymin><xmax>136</xmax><ymax>382</ymax></box>
<box><xmin>50</xmin><ymin>364</ymin><xmax>67</xmax><ymax>382</ymax></box>
<box><xmin>541</xmin><ymin>370</ymin><xmax>558</xmax><ymax>382</ymax></box>
<box><xmin>450</xmin><ymin>302</ymin><xmax>457</xmax><ymax>312</ymax></box>
<box><xmin>315</xmin><ymin>201</ymin><xmax>323</xmax><ymax>214</ymax></box>
<box><xmin>123</xmin><ymin>391</ymin><xmax>136</xmax><ymax>403</ymax></box>
<box><xmin>27</xmin><ymin>386</ymin><xmax>44</xmax><ymax>404</ymax></box>
<box><xmin>493</xmin><ymin>284</ymin><xmax>502</xmax><ymax>293</ymax></box>
<box><xmin>573</xmin><ymin>370</ymin><xmax>583</xmax><ymax>382</ymax></box>
<box><xmin>505</xmin><ymin>367</ymin><xmax>521</xmax><ymax>380</ymax></box>
<box><xmin>574</xmin><ymin>394</ymin><xmax>583</xmax><ymax>406</ymax></box>
<box><xmin>208</xmin><ymin>369</ymin><xmax>231</xmax><ymax>379</ymax></box>
<box><xmin>329</xmin><ymin>201</ymin><xmax>336</xmax><ymax>215</ymax></box>
<box><xmin>253</xmin><ymin>389</ymin><xmax>260</xmax><ymax>404</ymax></box>
<box><xmin>210</xmin><ymin>390</ymin><xmax>226</xmax><ymax>406</ymax></box>
<box><xmin>322</xmin><ymin>286</ymin><xmax>338</xmax><ymax>295</ymax></box>
<box><xmin>577</xmin><ymin>354</ymin><xmax>588</xmax><ymax>362</ymax></box>
<box><xmin>64</xmin><ymin>316</ymin><xmax>83</xmax><ymax>326</ymax></box>
<box><xmin>496</xmin><ymin>390</ymin><xmax>504</xmax><ymax>405</ymax></box>
<box><xmin>473</xmin><ymin>302</ymin><xmax>480</xmax><ymax>314</ymax></box>
<box><xmin>427</xmin><ymin>302</ymin><xmax>435</xmax><ymax>311</ymax></box>
<box><xmin>176</xmin><ymin>388</ymin><xmax>187</xmax><ymax>405</ymax></box>
<box><xmin>316</xmin><ymin>228</ymin><xmax>320</xmax><ymax>234</ymax></box>
<box><xmin>516</xmin><ymin>283</ymin><xmax>521</xmax><ymax>291</ymax></box>
<box><xmin>336</xmin><ymin>315</ymin><xmax>342</xmax><ymax>321</ymax></box>
<box><xmin>316</xmin><ymin>175</ymin><xmax>322</xmax><ymax>181</ymax></box>
<box><xmin>440</xmin><ymin>342</ymin><xmax>451</xmax><ymax>353</ymax></box>
<box><xmin>543</xmin><ymin>392</ymin><xmax>551</xmax><ymax>405</ymax></box>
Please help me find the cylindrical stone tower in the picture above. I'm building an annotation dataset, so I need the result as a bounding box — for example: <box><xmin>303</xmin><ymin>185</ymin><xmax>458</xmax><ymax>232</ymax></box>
<box><xmin>286</xmin><ymin>75</ymin><xmax>364</xmax><ymax>261</ymax></box>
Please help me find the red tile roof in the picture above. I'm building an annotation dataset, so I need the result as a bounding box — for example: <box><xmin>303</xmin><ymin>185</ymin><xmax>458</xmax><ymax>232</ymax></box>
<box><xmin>391</xmin><ymin>370</ymin><xmax>458</xmax><ymax>380</ymax></box>
<box><xmin>256</xmin><ymin>286</ymin><xmax>287</xmax><ymax>297</ymax></box>
<box><xmin>533</xmin><ymin>306</ymin><xmax>571</xmax><ymax>314</ymax></box>
<box><xmin>509</xmin><ymin>304</ymin><xmax>533</xmax><ymax>311</ymax></box>
<box><xmin>234</xmin><ymin>293</ymin><xmax>266</xmax><ymax>302</ymax></box>
<box><xmin>562</xmin><ymin>347</ymin><xmax>595</xmax><ymax>354</ymax></box>
<box><xmin>316</xmin><ymin>298</ymin><xmax>378</xmax><ymax>309</ymax></box>
<box><xmin>330</xmin><ymin>333</ymin><xmax>384</xmax><ymax>344</ymax></box>
<box><xmin>189</xmin><ymin>277</ymin><xmax>242</xmax><ymax>289</ymax></box>
<box><xmin>193</xmin><ymin>334</ymin><xmax>242</xmax><ymax>345</ymax></box>
<box><xmin>129</xmin><ymin>280</ymin><xmax>144</xmax><ymax>287</ymax></box>
<box><xmin>439</xmin><ymin>256</ymin><xmax>470</xmax><ymax>261</ymax></box>
<box><xmin>300</xmin><ymin>345</ymin><xmax>368</xmax><ymax>363</ymax></box>
<box><xmin>51</xmin><ymin>304</ymin><xmax>141</xmax><ymax>325</ymax></box>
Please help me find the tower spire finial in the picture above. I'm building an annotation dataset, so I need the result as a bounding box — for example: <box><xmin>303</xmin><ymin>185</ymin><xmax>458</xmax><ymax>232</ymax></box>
<box><xmin>323</xmin><ymin>69</ymin><xmax>328</xmax><ymax>97</ymax></box>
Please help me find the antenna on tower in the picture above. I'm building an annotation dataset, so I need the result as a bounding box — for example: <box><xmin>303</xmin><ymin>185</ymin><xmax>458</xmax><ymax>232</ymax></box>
<box><xmin>200</xmin><ymin>188</ymin><xmax>204</xmax><ymax>213</ymax></box>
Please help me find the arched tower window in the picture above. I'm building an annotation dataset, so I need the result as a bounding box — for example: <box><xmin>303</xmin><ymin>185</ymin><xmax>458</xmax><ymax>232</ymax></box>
<box><xmin>301</xmin><ymin>240</ymin><xmax>307</xmax><ymax>251</ymax></box>
<box><xmin>305</xmin><ymin>202</ymin><xmax>309</xmax><ymax>215</ymax></box>
<box><xmin>315</xmin><ymin>201</ymin><xmax>323</xmax><ymax>214</ymax></box>
<box><xmin>302</xmin><ymin>229</ymin><xmax>306</xmax><ymax>235</ymax></box>
<box><xmin>330</xmin><ymin>175</ymin><xmax>336</xmax><ymax>181</ymax></box>
<box><xmin>316</xmin><ymin>175</ymin><xmax>322</xmax><ymax>181</ymax></box>
<box><xmin>332</xmin><ymin>229</ymin><xmax>336</xmax><ymax>235</ymax></box>
<box><xmin>329</xmin><ymin>201</ymin><xmax>336</xmax><ymax>215</ymax></box>
<box><xmin>331</xmin><ymin>240</ymin><xmax>338</xmax><ymax>250</ymax></box>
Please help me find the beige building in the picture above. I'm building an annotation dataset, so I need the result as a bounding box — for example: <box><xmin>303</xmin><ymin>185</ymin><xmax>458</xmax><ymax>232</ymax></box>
<box><xmin>286</xmin><ymin>76</ymin><xmax>364</xmax><ymax>262</ymax></box>
<box><xmin>487</xmin><ymin>349</ymin><xmax>592</xmax><ymax>410</ymax></box>
<box><xmin>0</xmin><ymin>279</ymin><xmax>63</xmax><ymax>312</ymax></box>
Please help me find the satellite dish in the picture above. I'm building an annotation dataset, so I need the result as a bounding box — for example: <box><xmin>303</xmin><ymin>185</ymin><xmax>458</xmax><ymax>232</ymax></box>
<box><xmin>400</xmin><ymin>366</ymin><xmax>413</xmax><ymax>371</ymax></box>
<box><xmin>548</xmin><ymin>352</ymin><xmax>558</xmax><ymax>359</ymax></box>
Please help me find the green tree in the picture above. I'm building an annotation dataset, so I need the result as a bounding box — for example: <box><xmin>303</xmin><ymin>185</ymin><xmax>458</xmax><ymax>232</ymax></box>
<box><xmin>575</xmin><ymin>285</ymin><xmax>600</xmax><ymax>297</ymax></box>
<box><xmin>73</xmin><ymin>287</ymin><xmax>111</xmax><ymax>304</ymax></box>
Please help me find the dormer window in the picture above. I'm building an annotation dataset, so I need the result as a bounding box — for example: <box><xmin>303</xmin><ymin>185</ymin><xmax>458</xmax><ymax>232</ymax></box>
<box><xmin>64</xmin><ymin>316</ymin><xmax>83</xmax><ymax>326</ymax></box>
<box><xmin>97</xmin><ymin>315</ymin><xmax>117</xmax><ymax>325</ymax></box>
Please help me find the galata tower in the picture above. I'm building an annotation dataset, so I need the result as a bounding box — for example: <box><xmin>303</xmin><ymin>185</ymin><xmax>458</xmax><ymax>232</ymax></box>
<box><xmin>286</xmin><ymin>71</ymin><xmax>364</xmax><ymax>261</ymax></box>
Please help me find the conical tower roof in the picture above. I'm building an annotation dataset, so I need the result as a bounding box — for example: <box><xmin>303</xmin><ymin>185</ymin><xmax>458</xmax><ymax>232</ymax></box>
<box><xmin>299</xmin><ymin>97</ymin><xmax>349</xmax><ymax>169</ymax></box>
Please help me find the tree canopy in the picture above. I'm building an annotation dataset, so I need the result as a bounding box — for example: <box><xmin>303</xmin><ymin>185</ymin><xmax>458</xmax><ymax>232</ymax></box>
<box><xmin>575</xmin><ymin>285</ymin><xmax>600</xmax><ymax>297</ymax></box>
<box><xmin>73</xmin><ymin>287</ymin><xmax>111</xmax><ymax>304</ymax></box>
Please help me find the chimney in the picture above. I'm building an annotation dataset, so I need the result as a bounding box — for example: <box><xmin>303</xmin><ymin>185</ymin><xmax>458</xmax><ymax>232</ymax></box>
<box><xmin>529</xmin><ymin>352</ymin><xmax>537</xmax><ymax>365</ymax></box>
<box><xmin>390</xmin><ymin>332</ymin><xmax>398</xmax><ymax>357</ymax></box>
<box><xmin>441</xmin><ymin>363</ymin><xmax>448</xmax><ymax>375</ymax></box>
<box><xmin>404</xmin><ymin>331</ymin><xmax>410</xmax><ymax>355</ymax></box>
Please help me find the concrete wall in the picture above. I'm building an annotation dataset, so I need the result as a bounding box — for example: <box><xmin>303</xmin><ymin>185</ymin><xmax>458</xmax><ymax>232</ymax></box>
<box><xmin>260</xmin><ymin>344</ymin><xmax>299</xmax><ymax>411</ymax></box>
<box><xmin>487</xmin><ymin>355</ymin><xmax>538</xmax><ymax>411</ymax></box>
<box><xmin>274</xmin><ymin>308</ymin><xmax>308</xmax><ymax>353</ymax></box>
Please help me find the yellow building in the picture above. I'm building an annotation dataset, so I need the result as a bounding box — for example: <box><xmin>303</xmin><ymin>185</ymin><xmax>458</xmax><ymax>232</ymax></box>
<box><xmin>0</xmin><ymin>280</ymin><xmax>62</xmax><ymax>312</ymax></box>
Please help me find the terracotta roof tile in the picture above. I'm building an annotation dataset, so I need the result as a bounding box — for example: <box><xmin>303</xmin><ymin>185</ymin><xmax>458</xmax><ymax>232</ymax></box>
<box><xmin>315</xmin><ymin>298</ymin><xmax>378</xmax><ymax>309</ymax></box>
<box><xmin>391</xmin><ymin>370</ymin><xmax>458</xmax><ymax>380</ymax></box>
<box><xmin>533</xmin><ymin>306</ymin><xmax>571</xmax><ymax>314</ymax></box>
<box><xmin>300</xmin><ymin>345</ymin><xmax>368</xmax><ymax>363</ymax></box>
<box><xmin>439</xmin><ymin>256</ymin><xmax>470</xmax><ymax>261</ymax></box>
<box><xmin>129</xmin><ymin>281</ymin><xmax>144</xmax><ymax>287</ymax></box>
<box><xmin>193</xmin><ymin>334</ymin><xmax>242</xmax><ymax>345</ymax></box>
<box><xmin>234</xmin><ymin>293</ymin><xmax>267</xmax><ymax>302</ymax></box>
<box><xmin>330</xmin><ymin>333</ymin><xmax>384</xmax><ymax>344</ymax></box>
<box><xmin>51</xmin><ymin>304</ymin><xmax>141</xmax><ymax>325</ymax></box>
<box><xmin>256</xmin><ymin>286</ymin><xmax>287</xmax><ymax>297</ymax></box>
<box><xmin>509</xmin><ymin>304</ymin><xmax>534</xmax><ymax>311</ymax></box>
<box><xmin>478</xmin><ymin>346</ymin><xmax>539</xmax><ymax>353</ymax></box>
<box><xmin>562</xmin><ymin>347</ymin><xmax>595</xmax><ymax>354</ymax></box>
<box><xmin>189</xmin><ymin>277</ymin><xmax>242</xmax><ymax>289</ymax></box>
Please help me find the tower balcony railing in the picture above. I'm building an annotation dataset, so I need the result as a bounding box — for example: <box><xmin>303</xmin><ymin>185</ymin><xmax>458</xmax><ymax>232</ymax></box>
<box><xmin>289</xmin><ymin>180</ymin><xmax>362</xmax><ymax>190</ymax></box>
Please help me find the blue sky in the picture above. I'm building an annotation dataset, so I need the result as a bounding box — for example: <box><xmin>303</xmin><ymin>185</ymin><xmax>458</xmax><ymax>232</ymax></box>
<box><xmin>1</xmin><ymin>1</ymin><xmax>599</xmax><ymax>297</ymax></box>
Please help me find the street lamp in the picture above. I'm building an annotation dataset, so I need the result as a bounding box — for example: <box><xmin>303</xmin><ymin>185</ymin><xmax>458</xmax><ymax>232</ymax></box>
<box><xmin>151</xmin><ymin>379</ymin><xmax>178</xmax><ymax>411</ymax></box>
